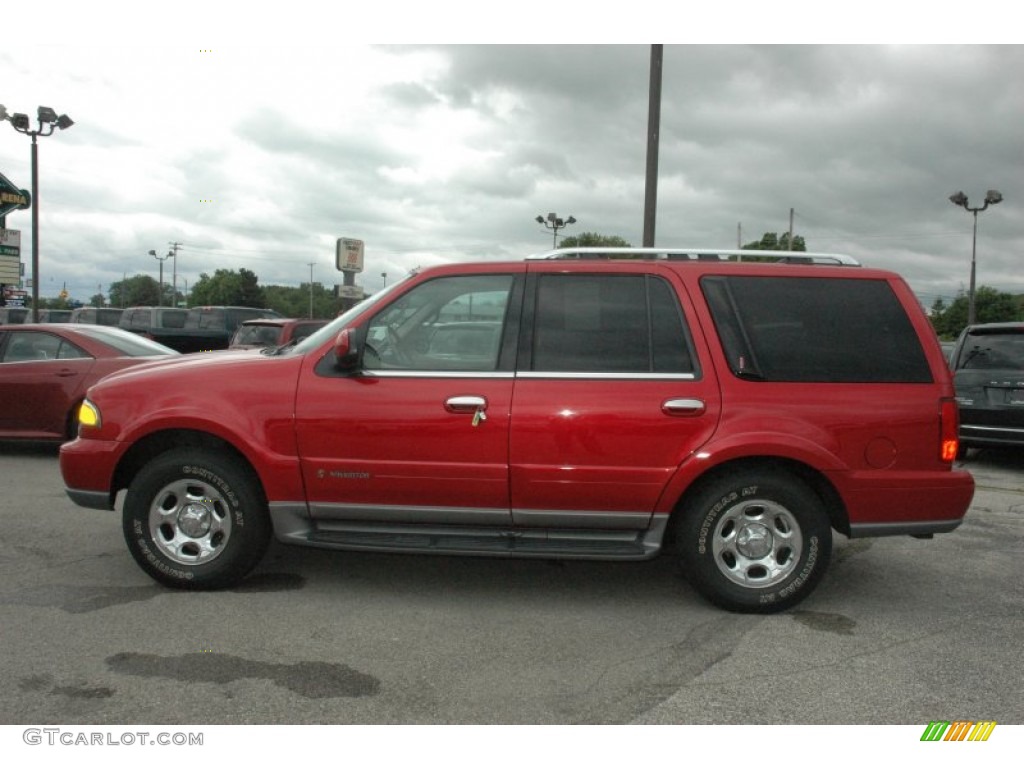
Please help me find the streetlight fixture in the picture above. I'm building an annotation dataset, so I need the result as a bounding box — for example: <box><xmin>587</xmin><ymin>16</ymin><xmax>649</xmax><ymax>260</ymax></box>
<box><xmin>536</xmin><ymin>212</ymin><xmax>577</xmax><ymax>248</ymax></box>
<box><xmin>1</xmin><ymin>104</ymin><xmax>75</xmax><ymax>321</ymax></box>
<box><xmin>149</xmin><ymin>249</ymin><xmax>171</xmax><ymax>306</ymax></box>
<box><xmin>949</xmin><ymin>189</ymin><xmax>1004</xmax><ymax>325</ymax></box>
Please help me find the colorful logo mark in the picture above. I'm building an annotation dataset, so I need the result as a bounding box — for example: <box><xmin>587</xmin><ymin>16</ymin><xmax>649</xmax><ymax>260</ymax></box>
<box><xmin>921</xmin><ymin>721</ymin><xmax>996</xmax><ymax>742</ymax></box>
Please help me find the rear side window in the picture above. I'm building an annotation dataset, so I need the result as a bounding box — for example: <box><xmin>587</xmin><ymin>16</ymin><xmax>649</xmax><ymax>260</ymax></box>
<box><xmin>530</xmin><ymin>274</ymin><xmax>694</xmax><ymax>374</ymax></box>
<box><xmin>187</xmin><ymin>309</ymin><xmax>226</xmax><ymax>330</ymax></box>
<box><xmin>158</xmin><ymin>309</ymin><xmax>187</xmax><ymax>329</ymax></box>
<box><xmin>701</xmin><ymin>275</ymin><xmax>932</xmax><ymax>383</ymax></box>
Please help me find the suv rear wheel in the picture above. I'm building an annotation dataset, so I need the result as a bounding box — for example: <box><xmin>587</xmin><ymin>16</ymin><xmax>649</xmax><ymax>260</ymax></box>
<box><xmin>122</xmin><ymin>449</ymin><xmax>270</xmax><ymax>589</ymax></box>
<box><xmin>677</xmin><ymin>469</ymin><xmax>832</xmax><ymax>613</ymax></box>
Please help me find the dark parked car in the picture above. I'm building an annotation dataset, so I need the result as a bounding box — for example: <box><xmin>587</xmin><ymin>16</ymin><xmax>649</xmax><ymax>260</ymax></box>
<box><xmin>37</xmin><ymin>309</ymin><xmax>74</xmax><ymax>323</ymax></box>
<box><xmin>173</xmin><ymin>306</ymin><xmax>282</xmax><ymax>353</ymax></box>
<box><xmin>70</xmin><ymin>307</ymin><xmax>125</xmax><ymax>326</ymax></box>
<box><xmin>0</xmin><ymin>307</ymin><xmax>29</xmax><ymax>324</ymax></box>
<box><xmin>0</xmin><ymin>324</ymin><xmax>178</xmax><ymax>442</ymax></box>
<box><xmin>229</xmin><ymin>318</ymin><xmax>328</xmax><ymax>350</ymax></box>
<box><xmin>950</xmin><ymin>322</ymin><xmax>1024</xmax><ymax>451</ymax></box>
<box><xmin>119</xmin><ymin>306</ymin><xmax>190</xmax><ymax>349</ymax></box>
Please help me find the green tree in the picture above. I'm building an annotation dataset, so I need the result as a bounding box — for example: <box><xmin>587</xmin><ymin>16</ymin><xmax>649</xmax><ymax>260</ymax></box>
<box><xmin>930</xmin><ymin>286</ymin><xmax>1022</xmax><ymax>338</ymax></box>
<box><xmin>89</xmin><ymin>293</ymin><xmax>106</xmax><ymax>308</ymax></box>
<box><xmin>263</xmin><ymin>282</ymin><xmax>341</xmax><ymax>319</ymax></box>
<box><xmin>742</xmin><ymin>232</ymin><xmax>807</xmax><ymax>252</ymax></box>
<box><xmin>109</xmin><ymin>274</ymin><xmax>161</xmax><ymax>307</ymax></box>
<box><xmin>190</xmin><ymin>268</ymin><xmax>266</xmax><ymax>308</ymax></box>
<box><xmin>558</xmin><ymin>232</ymin><xmax>632</xmax><ymax>248</ymax></box>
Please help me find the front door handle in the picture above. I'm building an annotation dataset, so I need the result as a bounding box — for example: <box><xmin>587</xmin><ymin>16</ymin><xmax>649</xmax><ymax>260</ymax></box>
<box><xmin>662</xmin><ymin>398</ymin><xmax>706</xmax><ymax>416</ymax></box>
<box><xmin>445</xmin><ymin>395</ymin><xmax>488</xmax><ymax>427</ymax></box>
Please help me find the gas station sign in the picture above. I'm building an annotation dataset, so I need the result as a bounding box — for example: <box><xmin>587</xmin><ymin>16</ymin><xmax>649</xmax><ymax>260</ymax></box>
<box><xmin>336</xmin><ymin>238</ymin><xmax>364</xmax><ymax>273</ymax></box>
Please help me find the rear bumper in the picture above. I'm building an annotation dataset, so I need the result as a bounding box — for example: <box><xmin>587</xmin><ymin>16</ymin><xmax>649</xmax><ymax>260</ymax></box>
<box><xmin>834</xmin><ymin>468</ymin><xmax>975</xmax><ymax>537</ymax></box>
<box><xmin>959</xmin><ymin>407</ymin><xmax>1024</xmax><ymax>447</ymax></box>
<box><xmin>59</xmin><ymin>437</ymin><xmax>122</xmax><ymax>511</ymax></box>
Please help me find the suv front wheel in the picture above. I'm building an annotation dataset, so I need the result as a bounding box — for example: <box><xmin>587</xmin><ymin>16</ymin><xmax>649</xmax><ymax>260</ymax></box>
<box><xmin>122</xmin><ymin>448</ymin><xmax>271</xmax><ymax>589</ymax></box>
<box><xmin>677</xmin><ymin>469</ymin><xmax>832</xmax><ymax>613</ymax></box>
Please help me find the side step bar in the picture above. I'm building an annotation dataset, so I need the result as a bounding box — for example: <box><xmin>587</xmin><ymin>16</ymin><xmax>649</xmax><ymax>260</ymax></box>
<box><xmin>270</xmin><ymin>508</ymin><xmax>666</xmax><ymax>561</ymax></box>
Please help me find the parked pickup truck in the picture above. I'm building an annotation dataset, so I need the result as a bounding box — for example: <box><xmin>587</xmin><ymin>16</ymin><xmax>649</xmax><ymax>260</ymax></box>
<box><xmin>119</xmin><ymin>305</ymin><xmax>281</xmax><ymax>353</ymax></box>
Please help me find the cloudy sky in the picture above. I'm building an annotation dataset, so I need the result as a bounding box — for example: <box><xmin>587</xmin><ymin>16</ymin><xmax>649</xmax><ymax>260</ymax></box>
<box><xmin>2</xmin><ymin>6</ymin><xmax>1021</xmax><ymax>310</ymax></box>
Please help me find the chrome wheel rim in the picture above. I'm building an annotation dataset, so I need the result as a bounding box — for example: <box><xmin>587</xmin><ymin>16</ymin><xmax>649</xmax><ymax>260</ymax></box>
<box><xmin>148</xmin><ymin>478</ymin><xmax>232</xmax><ymax>565</ymax></box>
<box><xmin>711</xmin><ymin>498</ymin><xmax>803</xmax><ymax>588</ymax></box>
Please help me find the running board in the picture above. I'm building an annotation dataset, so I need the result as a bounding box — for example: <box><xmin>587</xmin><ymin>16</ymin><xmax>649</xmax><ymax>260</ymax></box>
<box><xmin>271</xmin><ymin>513</ymin><xmax>666</xmax><ymax>561</ymax></box>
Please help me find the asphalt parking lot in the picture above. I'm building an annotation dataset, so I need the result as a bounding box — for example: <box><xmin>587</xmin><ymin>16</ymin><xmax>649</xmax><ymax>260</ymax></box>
<box><xmin>0</xmin><ymin>441</ymin><xmax>1021</xmax><ymax>726</ymax></box>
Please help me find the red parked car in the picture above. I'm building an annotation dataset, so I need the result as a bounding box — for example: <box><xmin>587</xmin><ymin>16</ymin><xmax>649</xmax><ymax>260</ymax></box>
<box><xmin>0</xmin><ymin>324</ymin><xmax>179</xmax><ymax>442</ymax></box>
<box><xmin>229</xmin><ymin>318</ymin><xmax>329</xmax><ymax>350</ymax></box>
<box><xmin>60</xmin><ymin>249</ymin><xmax>974</xmax><ymax>612</ymax></box>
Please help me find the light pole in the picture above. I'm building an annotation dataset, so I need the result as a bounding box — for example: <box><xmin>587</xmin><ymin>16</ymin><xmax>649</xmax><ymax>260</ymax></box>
<box><xmin>308</xmin><ymin>262</ymin><xmax>315</xmax><ymax>319</ymax></box>
<box><xmin>149</xmin><ymin>249</ymin><xmax>170</xmax><ymax>306</ymax></box>
<box><xmin>949</xmin><ymin>189</ymin><xmax>1003</xmax><ymax>325</ymax></box>
<box><xmin>536</xmin><ymin>212</ymin><xmax>576</xmax><ymax>248</ymax></box>
<box><xmin>2</xmin><ymin>104</ymin><xmax>74</xmax><ymax>322</ymax></box>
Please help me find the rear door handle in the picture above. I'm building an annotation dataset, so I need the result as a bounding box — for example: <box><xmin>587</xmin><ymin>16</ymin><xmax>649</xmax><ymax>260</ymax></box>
<box><xmin>55</xmin><ymin>369</ymin><xmax>79</xmax><ymax>378</ymax></box>
<box><xmin>662</xmin><ymin>398</ymin><xmax>706</xmax><ymax>416</ymax></box>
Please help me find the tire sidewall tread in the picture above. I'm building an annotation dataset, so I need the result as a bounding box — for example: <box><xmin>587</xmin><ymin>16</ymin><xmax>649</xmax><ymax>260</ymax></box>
<box><xmin>123</xmin><ymin>448</ymin><xmax>270</xmax><ymax>590</ymax></box>
<box><xmin>677</xmin><ymin>469</ymin><xmax>832</xmax><ymax>613</ymax></box>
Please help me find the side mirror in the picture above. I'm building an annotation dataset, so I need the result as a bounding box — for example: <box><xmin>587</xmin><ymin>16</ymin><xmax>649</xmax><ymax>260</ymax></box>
<box><xmin>333</xmin><ymin>328</ymin><xmax>360</xmax><ymax>371</ymax></box>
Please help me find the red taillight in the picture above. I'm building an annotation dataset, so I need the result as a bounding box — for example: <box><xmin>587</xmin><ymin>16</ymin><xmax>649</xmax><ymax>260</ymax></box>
<box><xmin>940</xmin><ymin>397</ymin><xmax>960</xmax><ymax>462</ymax></box>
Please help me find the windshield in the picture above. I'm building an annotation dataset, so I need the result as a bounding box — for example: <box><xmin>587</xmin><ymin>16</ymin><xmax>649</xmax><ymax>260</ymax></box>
<box><xmin>73</xmin><ymin>325</ymin><xmax>180</xmax><ymax>356</ymax></box>
<box><xmin>287</xmin><ymin>276</ymin><xmax>415</xmax><ymax>356</ymax></box>
<box><xmin>957</xmin><ymin>330</ymin><xmax>1024</xmax><ymax>371</ymax></box>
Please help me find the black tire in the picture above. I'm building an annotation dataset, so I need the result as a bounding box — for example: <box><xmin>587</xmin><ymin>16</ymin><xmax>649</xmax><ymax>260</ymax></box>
<box><xmin>122</xmin><ymin>448</ymin><xmax>271</xmax><ymax>589</ymax></box>
<box><xmin>676</xmin><ymin>469</ymin><xmax>832</xmax><ymax>613</ymax></box>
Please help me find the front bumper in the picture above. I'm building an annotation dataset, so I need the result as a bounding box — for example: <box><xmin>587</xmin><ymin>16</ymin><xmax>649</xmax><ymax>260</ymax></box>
<box><xmin>59</xmin><ymin>437</ymin><xmax>123</xmax><ymax>511</ymax></box>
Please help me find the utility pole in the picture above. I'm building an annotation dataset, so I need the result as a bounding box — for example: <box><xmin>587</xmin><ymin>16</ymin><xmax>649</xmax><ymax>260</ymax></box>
<box><xmin>168</xmin><ymin>241</ymin><xmax>182</xmax><ymax>306</ymax></box>
<box><xmin>788</xmin><ymin>208</ymin><xmax>795</xmax><ymax>250</ymax></box>
<box><xmin>642</xmin><ymin>44</ymin><xmax>663</xmax><ymax>248</ymax></box>
<box><xmin>307</xmin><ymin>262</ymin><xmax>315</xmax><ymax>319</ymax></box>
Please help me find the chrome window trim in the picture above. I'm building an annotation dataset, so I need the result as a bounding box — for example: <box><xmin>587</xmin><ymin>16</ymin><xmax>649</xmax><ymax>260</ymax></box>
<box><xmin>516</xmin><ymin>371</ymin><xmax>697</xmax><ymax>381</ymax></box>
<box><xmin>362</xmin><ymin>369</ymin><xmax>516</xmax><ymax>379</ymax></box>
<box><xmin>360</xmin><ymin>369</ymin><xmax>696</xmax><ymax>381</ymax></box>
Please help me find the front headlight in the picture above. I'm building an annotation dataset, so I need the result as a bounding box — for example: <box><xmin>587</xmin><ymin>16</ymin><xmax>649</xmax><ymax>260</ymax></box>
<box><xmin>77</xmin><ymin>398</ymin><xmax>102</xmax><ymax>433</ymax></box>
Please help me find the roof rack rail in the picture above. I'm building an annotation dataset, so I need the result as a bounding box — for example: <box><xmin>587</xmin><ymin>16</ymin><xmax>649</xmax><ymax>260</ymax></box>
<box><xmin>528</xmin><ymin>247</ymin><xmax>861</xmax><ymax>267</ymax></box>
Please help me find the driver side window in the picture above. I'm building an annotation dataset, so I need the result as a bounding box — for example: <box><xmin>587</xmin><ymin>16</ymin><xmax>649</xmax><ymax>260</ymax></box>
<box><xmin>364</xmin><ymin>274</ymin><xmax>514</xmax><ymax>372</ymax></box>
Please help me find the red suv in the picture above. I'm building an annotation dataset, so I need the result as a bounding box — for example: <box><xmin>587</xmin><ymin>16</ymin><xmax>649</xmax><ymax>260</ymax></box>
<box><xmin>60</xmin><ymin>249</ymin><xmax>974</xmax><ymax>613</ymax></box>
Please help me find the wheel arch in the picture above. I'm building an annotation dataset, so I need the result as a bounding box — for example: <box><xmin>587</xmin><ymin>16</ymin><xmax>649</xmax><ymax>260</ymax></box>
<box><xmin>664</xmin><ymin>456</ymin><xmax>849</xmax><ymax>551</ymax></box>
<box><xmin>112</xmin><ymin>429</ymin><xmax>268</xmax><ymax>506</ymax></box>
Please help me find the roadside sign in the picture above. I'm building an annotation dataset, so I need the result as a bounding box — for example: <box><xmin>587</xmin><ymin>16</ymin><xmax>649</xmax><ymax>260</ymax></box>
<box><xmin>0</xmin><ymin>255</ymin><xmax>20</xmax><ymax>283</ymax></box>
<box><xmin>0</xmin><ymin>172</ymin><xmax>31</xmax><ymax>218</ymax></box>
<box><xmin>336</xmin><ymin>238</ymin><xmax>364</xmax><ymax>272</ymax></box>
<box><xmin>337</xmin><ymin>284</ymin><xmax>364</xmax><ymax>300</ymax></box>
<box><xmin>1</xmin><ymin>228</ymin><xmax>21</xmax><ymax>258</ymax></box>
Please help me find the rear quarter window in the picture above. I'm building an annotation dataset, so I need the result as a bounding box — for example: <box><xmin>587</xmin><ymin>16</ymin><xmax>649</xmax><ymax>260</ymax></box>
<box><xmin>701</xmin><ymin>275</ymin><xmax>932</xmax><ymax>383</ymax></box>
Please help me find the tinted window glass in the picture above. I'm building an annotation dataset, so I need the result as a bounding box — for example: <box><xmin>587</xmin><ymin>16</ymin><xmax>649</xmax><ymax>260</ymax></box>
<box><xmin>531</xmin><ymin>274</ymin><xmax>693</xmax><ymax>374</ymax></box>
<box><xmin>956</xmin><ymin>329</ymin><xmax>1024</xmax><ymax>370</ymax></box>
<box><xmin>158</xmin><ymin>309</ymin><xmax>188</xmax><ymax>329</ymax></box>
<box><xmin>701</xmin><ymin>275</ymin><xmax>932</xmax><ymax>383</ymax></box>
